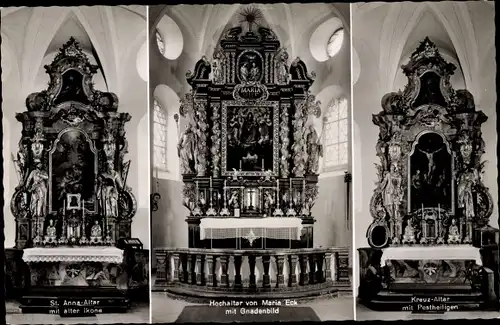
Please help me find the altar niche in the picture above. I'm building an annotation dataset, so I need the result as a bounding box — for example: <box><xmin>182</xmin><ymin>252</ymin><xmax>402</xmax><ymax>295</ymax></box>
<box><xmin>176</xmin><ymin>8</ymin><xmax>323</xmax><ymax>250</ymax></box>
<box><xmin>11</xmin><ymin>38</ymin><xmax>137</xmax><ymax>249</ymax></box>
<box><xmin>359</xmin><ymin>38</ymin><xmax>498</xmax><ymax>311</ymax></box>
<box><xmin>367</xmin><ymin>37</ymin><xmax>495</xmax><ymax>248</ymax></box>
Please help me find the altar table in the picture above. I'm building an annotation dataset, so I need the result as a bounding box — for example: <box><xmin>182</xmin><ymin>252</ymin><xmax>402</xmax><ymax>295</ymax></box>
<box><xmin>380</xmin><ymin>245</ymin><xmax>482</xmax><ymax>266</ymax></box>
<box><xmin>200</xmin><ymin>217</ymin><xmax>303</xmax><ymax>240</ymax></box>
<box><xmin>22</xmin><ymin>246</ymin><xmax>124</xmax><ymax>264</ymax></box>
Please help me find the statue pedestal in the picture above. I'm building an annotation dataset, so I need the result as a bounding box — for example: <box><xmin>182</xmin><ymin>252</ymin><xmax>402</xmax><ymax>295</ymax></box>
<box><xmin>19</xmin><ymin>246</ymin><xmax>132</xmax><ymax>314</ymax></box>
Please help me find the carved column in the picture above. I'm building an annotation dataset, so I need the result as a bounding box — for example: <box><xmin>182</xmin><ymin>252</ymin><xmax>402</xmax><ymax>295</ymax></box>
<box><xmin>195</xmin><ymin>99</ymin><xmax>208</xmax><ymax>177</ymax></box>
<box><xmin>292</xmin><ymin>100</ymin><xmax>307</xmax><ymax>177</ymax></box>
<box><xmin>262</xmin><ymin>255</ymin><xmax>271</xmax><ymax>288</ymax></box>
<box><xmin>275</xmin><ymin>255</ymin><xmax>285</xmax><ymax>288</ymax></box>
<box><xmin>288</xmin><ymin>255</ymin><xmax>298</xmax><ymax>287</ymax></box>
<box><xmin>206</xmin><ymin>255</ymin><xmax>215</xmax><ymax>287</ymax></box>
<box><xmin>173</xmin><ymin>253</ymin><xmax>181</xmax><ymax>283</ymax></box>
<box><xmin>231</xmin><ymin>52</ymin><xmax>236</xmax><ymax>83</ymax></box>
<box><xmin>220</xmin><ymin>255</ymin><xmax>229</xmax><ymax>288</ymax></box>
<box><xmin>210</xmin><ymin>103</ymin><xmax>221</xmax><ymax>177</ymax></box>
<box><xmin>248</xmin><ymin>255</ymin><xmax>257</xmax><ymax>289</ymax></box>
<box><xmin>280</xmin><ymin>103</ymin><xmax>291</xmax><ymax>178</ymax></box>
<box><xmin>233</xmin><ymin>255</ymin><xmax>243</xmax><ymax>289</ymax></box>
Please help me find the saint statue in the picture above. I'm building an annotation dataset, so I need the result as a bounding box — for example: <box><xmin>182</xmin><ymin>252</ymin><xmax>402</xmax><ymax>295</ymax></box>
<box><xmin>402</xmin><ymin>219</ymin><xmax>416</xmax><ymax>244</ymax></box>
<box><xmin>457</xmin><ymin>168</ymin><xmax>478</xmax><ymax>219</ymax></box>
<box><xmin>228</xmin><ymin>191</ymin><xmax>239</xmax><ymax>209</ymax></box>
<box><xmin>240</xmin><ymin>63</ymin><xmax>249</xmax><ymax>83</ymax></box>
<box><xmin>177</xmin><ymin>123</ymin><xmax>198</xmax><ymax>174</ymax></box>
<box><xmin>212</xmin><ymin>50</ymin><xmax>224</xmax><ymax>84</ymax></box>
<box><xmin>276</xmin><ymin>48</ymin><xmax>289</xmax><ymax>84</ymax></box>
<box><xmin>97</xmin><ymin>162</ymin><xmax>123</xmax><ymax>218</ymax></box>
<box><xmin>305</xmin><ymin>125</ymin><xmax>323</xmax><ymax>174</ymax></box>
<box><xmin>263</xmin><ymin>191</ymin><xmax>274</xmax><ymax>216</ymax></box>
<box><xmin>257</xmin><ymin>113</ymin><xmax>272</xmax><ymax>145</ymax></box>
<box><xmin>249</xmin><ymin>62</ymin><xmax>260</xmax><ymax>82</ymax></box>
<box><xmin>447</xmin><ymin>218</ymin><xmax>461</xmax><ymax>244</ymax></box>
<box><xmin>45</xmin><ymin>219</ymin><xmax>57</xmax><ymax>238</ymax></box>
<box><xmin>380</xmin><ymin>164</ymin><xmax>403</xmax><ymax>221</ymax></box>
<box><xmin>24</xmin><ymin>163</ymin><xmax>49</xmax><ymax>219</ymax></box>
<box><xmin>91</xmin><ymin>220</ymin><xmax>103</xmax><ymax>239</ymax></box>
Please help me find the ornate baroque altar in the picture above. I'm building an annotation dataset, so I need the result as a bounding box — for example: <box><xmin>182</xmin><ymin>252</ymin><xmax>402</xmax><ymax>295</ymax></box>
<box><xmin>8</xmin><ymin>38</ymin><xmax>141</xmax><ymax>314</ymax></box>
<box><xmin>359</xmin><ymin>38</ymin><xmax>499</xmax><ymax>311</ymax></box>
<box><xmin>153</xmin><ymin>8</ymin><xmax>350</xmax><ymax>298</ymax></box>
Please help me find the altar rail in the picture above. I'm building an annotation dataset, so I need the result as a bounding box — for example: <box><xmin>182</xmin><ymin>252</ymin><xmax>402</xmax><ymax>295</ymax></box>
<box><xmin>153</xmin><ymin>247</ymin><xmax>350</xmax><ymax>298</ymax></box>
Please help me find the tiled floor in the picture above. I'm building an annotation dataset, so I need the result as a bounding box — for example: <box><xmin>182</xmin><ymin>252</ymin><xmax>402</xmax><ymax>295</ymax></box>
<box><xmin>5</xmin><ymin>301</ymin><xmax>150</xmax><ymax>324</ymax></box>
<box><xmin>151</xmin><ymin>292</ymin><xmax>354</xmax><ymax>323</ymax></box>
<box><xmin>356</xmin><ymin>303</ymin><xmax>500</xmax><ymax>321</ymax></box>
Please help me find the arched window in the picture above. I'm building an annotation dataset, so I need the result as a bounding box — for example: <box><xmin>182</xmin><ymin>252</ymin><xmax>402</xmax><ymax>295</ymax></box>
<box><xmin>156</xmin><ymin>30</ymin><xmax>165</xmax><ymax>56</ymax></box>
<box><xmin>323</xmin><ymin>98</ymin><xmax>349</xmax><ymax>169</ymax></box>
<box><xmin>153</xmin><ymin>99</ymin><xmax>168</xmax><ymax>170</ymax></box>
<box><xmin>326</xmin><ymin>28</ymin><xmax>344</xmax><ymax>58</ymax></box>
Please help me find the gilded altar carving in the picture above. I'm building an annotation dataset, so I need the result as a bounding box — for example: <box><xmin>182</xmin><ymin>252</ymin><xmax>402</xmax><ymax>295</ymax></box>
<box><xmin>177</xmin><ymin>8</ymin><xmax>320</xmax><ymax>228</ymax></box>
<box><xmin>11</xmin><ymin>38</ymin><xmax>136</xmax><ymax>249</ymax></box>
<box><xmin>367</xmin><ymin>38</ymin><xmax>495</xmax><ymax>247</ymax></box>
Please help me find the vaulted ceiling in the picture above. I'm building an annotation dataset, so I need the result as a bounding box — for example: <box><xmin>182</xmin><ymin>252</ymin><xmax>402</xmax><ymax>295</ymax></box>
<box><xmin>149</xmin><ymin>3</ymin><xmax>351</xmax><ymax>116</ymax></box>
<box><xmin>352</xmin><ymin>1</ymin><xmax>495</xmax><ymax>106</ymax></box>
<box><xmin>1</xmin><ymin>6</ymin><xmax>147</xmax><ymax>118</ymax></box>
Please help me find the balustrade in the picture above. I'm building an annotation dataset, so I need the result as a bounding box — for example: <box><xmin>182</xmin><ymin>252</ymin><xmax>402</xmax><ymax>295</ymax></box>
<box><xmin>153</xmin><ymin>247</ymin><xmax>350</xmax><ymax>296</ymax></box>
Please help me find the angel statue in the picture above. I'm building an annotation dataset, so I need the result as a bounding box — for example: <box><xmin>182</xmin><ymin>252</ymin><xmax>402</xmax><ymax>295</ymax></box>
<box><xmin>305</xmin><ymin>125</ymin><xmax>323</xmax><ymax>174</ymax></box>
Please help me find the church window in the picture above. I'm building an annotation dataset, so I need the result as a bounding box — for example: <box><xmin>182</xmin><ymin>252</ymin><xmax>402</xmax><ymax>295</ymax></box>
<box><xmin>153</xmin><ymin>99</ymin><xmax>168</xmax><ymax>170</ymax></box>
<box><xmin>326</xmin><ymin>28</ymin><xmax>344</xmax><ymax>58</ymax></box>
<box><xmin>323</xmin><ymin>98</ymin><xmax>349</xmax><ymax>168</ymax></box>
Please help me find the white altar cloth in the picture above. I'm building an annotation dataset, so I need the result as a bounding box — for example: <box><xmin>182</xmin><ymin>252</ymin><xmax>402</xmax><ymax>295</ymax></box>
<box><xmin>380</xmin><ymin>245</ymin><xmax>482</xmax><ymax>266</ymax></box>
<box><xmin>200</xmin><ymin>217</ymin><xmax>303</xmax><ymax>240</ymax></box>
<box><xmin>22</xmin><ymin>246</ymin><xmax>124</xmax><ymax>264</ymax></box>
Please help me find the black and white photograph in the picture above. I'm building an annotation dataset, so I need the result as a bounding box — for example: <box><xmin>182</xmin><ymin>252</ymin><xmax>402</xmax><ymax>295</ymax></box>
<box><xmin>352</xmin><ymin>1</ymin><xmax>499</xmax><ymax>320</ymax></box>
<box><xmin>2</xmin><ymin>6</ymin><xmax>150</xmax><ymax>324</ymax></box>
<box><xmin>149</xmin><ymin>3</ymin><xmax>353</xmax><ymax>323</ymax></box>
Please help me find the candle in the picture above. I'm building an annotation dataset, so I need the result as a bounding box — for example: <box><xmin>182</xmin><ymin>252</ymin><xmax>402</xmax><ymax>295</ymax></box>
<box><xmin>239</xmin><ymin>160</ymin><xmax>242</xmax><ymax>170</ymax></box>
<box><xmin>210</xmin><ymin>176</ymin><xmax>213</xmax><ymax>189</ymax></box>
<box><xmin>438</xmin><ymin>204</ymin><xmax>441</xmax><ymax>219</ymax></box>
<box><xmin>262</xmin><ymin>159</ymin><xmax>264</xmax><ymax>170</ymax></box>
<box><xmin>196</xmin><ymin>181</ymin><xmax>199</xmax><ymax>201</ymax></box>
<box><xmin>276</xmin><ymin>179</ymin><xmax>279</xmax><ymax>192</ymax></box>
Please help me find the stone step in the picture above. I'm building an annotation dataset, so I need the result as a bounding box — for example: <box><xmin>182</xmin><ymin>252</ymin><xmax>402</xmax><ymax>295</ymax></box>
<box><xmin>388</xmin><ymin>282</ymin><xmax>473</xmax><ymax>292</ymax></box>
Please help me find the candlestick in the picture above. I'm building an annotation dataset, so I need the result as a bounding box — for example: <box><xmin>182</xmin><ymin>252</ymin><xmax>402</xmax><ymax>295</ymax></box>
<box><xmin>302</xmin><ymin>179</ymin><xmax>306</xmax><ymax>201</ymax></box>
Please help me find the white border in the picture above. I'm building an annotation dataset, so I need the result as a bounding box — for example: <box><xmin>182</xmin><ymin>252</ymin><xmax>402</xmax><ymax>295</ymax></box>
<box><xmin>349</xmin><ymin>3</ymin><xmax>357</xmax><ymax>320</ymax></box>
<box><xmin>146</xmin><ymin>5</ymin><xmax>152</xmax><ymax>324</ymax></box>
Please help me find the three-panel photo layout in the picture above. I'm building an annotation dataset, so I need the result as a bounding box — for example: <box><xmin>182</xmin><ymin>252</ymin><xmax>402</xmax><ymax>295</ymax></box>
<box><xmin>1</xmin><ymin>1</ymin><xmax>498</xmax><ymax>324</ymax></box>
